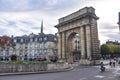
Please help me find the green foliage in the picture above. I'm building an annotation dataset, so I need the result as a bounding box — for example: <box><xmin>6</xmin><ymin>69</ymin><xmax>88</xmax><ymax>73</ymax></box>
<box><xmin>100</xmin><ymin>44</ymin><xmax>109</xmax><ymax>55</ymax></box>
<box><xmin>100</xmin><ymin>44</ymin><xmax>120</xmax><ymax>56</ymax></box>
<box><xmin>107</xmin><ymin>45</ymin><xmax>117</xmax><ymax>54</ymax></box>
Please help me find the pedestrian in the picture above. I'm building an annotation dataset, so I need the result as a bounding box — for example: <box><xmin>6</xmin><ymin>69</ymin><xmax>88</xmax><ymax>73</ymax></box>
<box><xmin>113</xmin><ymin>61</ymin><xmax>115</xmax><ymax>67</ymax></box>
<box><xmin>109</xmin><ymin>60</ymin><xmax>112</xmax><ymax>67</ymax></box>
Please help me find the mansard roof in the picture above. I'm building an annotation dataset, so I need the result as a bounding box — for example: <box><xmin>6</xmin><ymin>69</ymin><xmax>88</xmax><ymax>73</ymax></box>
<box><xmin>13</xmin><ymin>33</ymin><xmax>57</xmax><ymax>43</ymax></box>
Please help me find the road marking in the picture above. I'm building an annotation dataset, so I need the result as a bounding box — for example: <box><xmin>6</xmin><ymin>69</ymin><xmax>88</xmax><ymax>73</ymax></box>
<box><xmin>112</xmin><ymin>70</ymin><xmax>120</xmax><ymax>75</ymax></box>
<box><xmin>79</xmin><ymin>78</ymin><xmax>86</xmax><ymax>80</ymax></box>
<box><xmin>95</xmin><ymin>75</ymin><xmax>105</xmax><ymax>78</ymax></box>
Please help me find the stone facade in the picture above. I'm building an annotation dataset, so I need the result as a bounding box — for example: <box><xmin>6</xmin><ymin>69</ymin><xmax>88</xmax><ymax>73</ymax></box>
<box><xmin>55</xmin><ymin>7</ymin><xmax>100</xmax><ymax>64</ymax></box>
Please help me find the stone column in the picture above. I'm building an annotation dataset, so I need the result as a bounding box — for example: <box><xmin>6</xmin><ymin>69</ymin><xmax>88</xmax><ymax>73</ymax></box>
<box><xmin>61</xmin><ymin>32</ymin><xmax>65</xmax><ymax>59</ymax></box>
<box><xmin>58</xmin><ymin>33</ymin><xmax>62</xmax><ymax>59</ymax></box>
<box><xmin>80</xmin><ymin>26</ymin><xmax>85</xmax><ymax>59</ymax></box>
<box><xmin>86</xmin><ymin>25</ymin><xmax>91</xmax><ymax>60</ymax></box>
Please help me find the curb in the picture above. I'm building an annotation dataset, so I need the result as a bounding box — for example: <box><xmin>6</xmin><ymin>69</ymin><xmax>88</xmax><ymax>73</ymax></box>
<box><xmin>0</xmin><ymin>67</ymin><xmax>73</xmax><ymax>76</ymax></box>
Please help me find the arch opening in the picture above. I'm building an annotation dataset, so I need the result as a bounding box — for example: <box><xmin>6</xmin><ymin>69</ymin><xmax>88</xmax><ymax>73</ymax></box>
<box><xmin>67</xmin><ymin>33</ymin><xmax>81</xmax><ymax>62</ymax></box>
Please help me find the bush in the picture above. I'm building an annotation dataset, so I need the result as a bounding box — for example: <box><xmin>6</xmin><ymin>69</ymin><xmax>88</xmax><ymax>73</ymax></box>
<box><xmin>14</xmin><ymin>60</ymin><xmax>24</xmax><ymax>64</ymax></box>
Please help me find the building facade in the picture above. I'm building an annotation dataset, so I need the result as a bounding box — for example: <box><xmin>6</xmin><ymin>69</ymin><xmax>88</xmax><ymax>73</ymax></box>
<box><xmin>12</xmin><ymin>33</ymin><xmax>57</xmax><ymax>60</ymax></box>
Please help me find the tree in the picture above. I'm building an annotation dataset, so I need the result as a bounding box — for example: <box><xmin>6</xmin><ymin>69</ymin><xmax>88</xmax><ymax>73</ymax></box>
<box><xmin>101</xmin><ymin>44</ymin><xmax>120</xmax><ymax>58</ymax></box>
<box><xmin>107</xmin><ymin>45</ymin><xmax>117</xmax><ymax>54</ymax></box>
<box><xmin>114</xmin><ymin>46</ymin><xmax>120</xmax><ymax>57</ymax></box>
<box><xmin>100</xmin><ymin>44</ymin><xmax>110</xmax><ymax>56</ymax></box>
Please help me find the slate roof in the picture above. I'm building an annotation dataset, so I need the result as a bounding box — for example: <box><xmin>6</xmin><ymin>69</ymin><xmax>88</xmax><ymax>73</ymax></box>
<box><xmin>13</xmin><ymin>34</ymin><xmax>57</xmax><ymax>43</ymax></box>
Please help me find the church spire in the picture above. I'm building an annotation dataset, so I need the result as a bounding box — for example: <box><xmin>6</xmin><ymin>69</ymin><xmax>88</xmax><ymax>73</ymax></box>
<box><xmin>41</xmin><ymin>20</ymin><xmax>43</xmax><ymax>34</ymax></box>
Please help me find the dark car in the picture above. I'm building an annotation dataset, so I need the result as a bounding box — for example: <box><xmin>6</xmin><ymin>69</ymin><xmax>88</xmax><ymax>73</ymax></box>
<box><xmin>37</xmin><ymin>57</ymin><xmax>46</xmax><ymax>61</ymax></box>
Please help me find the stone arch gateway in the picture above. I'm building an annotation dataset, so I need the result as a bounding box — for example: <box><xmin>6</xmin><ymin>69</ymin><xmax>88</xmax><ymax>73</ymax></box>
<box><xmin>55</xmin><ymin>7</ymin><xmax>100</xmax><ymax>64</ymax></box>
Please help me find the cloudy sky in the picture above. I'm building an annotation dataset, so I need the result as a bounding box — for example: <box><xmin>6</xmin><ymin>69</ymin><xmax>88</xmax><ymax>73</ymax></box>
<box><xmin>0</xmin><ymin>0</ymin><xmax>120</xmax><ymax>44</ymax></box>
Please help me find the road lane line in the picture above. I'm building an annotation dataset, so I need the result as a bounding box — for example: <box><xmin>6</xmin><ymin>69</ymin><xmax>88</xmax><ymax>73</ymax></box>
<box><xmin>95</xmin><ymin>75</ymin><xmax>105</xmax><ymax>78</ymax></box>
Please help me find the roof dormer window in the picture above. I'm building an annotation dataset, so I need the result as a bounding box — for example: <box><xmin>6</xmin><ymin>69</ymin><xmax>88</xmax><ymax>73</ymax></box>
<box><xmin>30</xmin><ymin>38</ymin><xmax>33</xmax><ymax>42</ymax></box>
<box><xmin>14</xmin><ymin>39</ymin><xmax>17</xmax><ymax>43</ymax></box>
<box><xmin>44</xmin><ymin>37</ymin><xmax>47</xmax><ymax>41</ymax></box>
<box><xmin>40</xmin><ymin>38</ymin><xmax>42</xmax><ymax>41</ymax></box>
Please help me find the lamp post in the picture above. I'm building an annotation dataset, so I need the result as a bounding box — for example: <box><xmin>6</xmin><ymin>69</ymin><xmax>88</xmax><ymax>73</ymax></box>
<box><xmin>117</xmin><ymin>22</ymin><xmax>120</xmax><ymax>32</ymax></box>
<box><xmin>118</xmin><ymin>12</ymin><xmax>120</xmax><ymax>32</ymax></box>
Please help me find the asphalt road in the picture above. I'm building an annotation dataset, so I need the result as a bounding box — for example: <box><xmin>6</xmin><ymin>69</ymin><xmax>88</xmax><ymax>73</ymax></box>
<box><xmin>0</xmin><ymin>66</ymin><xmax>119</xmax><ymax>80</ymax></box>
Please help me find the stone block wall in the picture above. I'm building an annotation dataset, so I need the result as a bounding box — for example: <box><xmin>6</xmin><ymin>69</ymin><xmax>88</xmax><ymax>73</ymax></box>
<box><xmin>0</xmin><ymin>64</ymin><xmax>47</xmax><ymax>73</ymax></box>
<box><xmin>0</xmin><ymin>63</ymin><xmax>69</xmax><ymax>73</ymax></box>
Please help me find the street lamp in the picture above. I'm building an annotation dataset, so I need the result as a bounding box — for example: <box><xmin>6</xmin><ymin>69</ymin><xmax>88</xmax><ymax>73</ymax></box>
<box><xmin>117</xmin><ymin>12</ymin><xmax>120</xmax><ymax>32</ymax></box>
<box><xmin>117</xmin><ymin>22</ymin><xmax>120</xmax><ymax>32</ymax></box>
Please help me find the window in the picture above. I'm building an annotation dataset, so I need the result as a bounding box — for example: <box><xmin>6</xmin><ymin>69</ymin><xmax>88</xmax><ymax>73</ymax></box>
<box><xmin>35</xmin><ymin>44</ymin><xmax>38</xmax><ymax>48</ymax></box>
<box><xmin>45</xmin><ymin>50</ymin><xmax>47</xmax><ymax>52</ymax></box>
<box><xmin>35</xmin><ymin>38</ymin><xmax>38</xmax><ymax>42</ymax></box>
<box><xmin>40</xmin><ymin>50</ymin><xmax>41</xmax><ymax>53</ymax></box>
<box><xmin>54</xmin><ymin>38</ymin><xmax>57</xmax><ymax>41</ymax></box>
<box><xmin>30</xmin><ymin>44</ymin><xmax>32</xmax><ymax>48</ymax></box>
<box><xmin>14</xmin><ymin>39</ymin><xmax>17</xmax><ymax>43</ymax></box>
<box><xmin>21</xmin><ymin>39</ymin><xmax>23</xmax><ymax>43</ymax></box>
<box><xmin>44</xmin><ymin>43</ymin><xmax>48</xmax><ymax>48</ymax></box>
<box><xmin>20</xmin><ymin>45</ymin><xmax>22</xmax><ymax>48</ymax></box>
<box><xmin>19</xmin><ymin>52</ymin><xmax>22</xmax><ymax>56</ymax></box>
<box><xmin>39</xmin><ymin>44</ymin><xmax>41</xmax><ymax>48</ymax></box>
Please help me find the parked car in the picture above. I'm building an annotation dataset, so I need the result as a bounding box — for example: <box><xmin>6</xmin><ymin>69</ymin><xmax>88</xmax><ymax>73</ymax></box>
<box><xmin>37</xmin><ymin>57</ymin><xmax>46</xmax><ymax>61</ymax></box>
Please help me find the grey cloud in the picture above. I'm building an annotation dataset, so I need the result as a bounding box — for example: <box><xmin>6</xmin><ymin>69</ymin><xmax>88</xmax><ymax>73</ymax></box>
<box><xmin>32</xmin><ymin>26</ymin><xmax>40</xmax><ymax>30</ymax></box>
<box><xmin>0</xmin><ymin>28</ymin><xmax>7</xmax><ymax>36</ymax></box>
<box><xmin>99</xmin><ymin>22</ymin><xmax>118</xmax><ymax>29</ymax></box>
<box><xmin>20</xmin><ymin>29</ymin><xmax>29</xmax><ymax>33</ymax></box>
<box><xmin>0</xmin><ymin>0</ymin><xmax>83</xmax><ymax>12</ymax></box>
<box><xmin>20</xmin><ymin>20</ymin><xmax>34</xmax><ymax>26</ymax></box>
<box><xmin>7</xmin><ymin>21</ymin><xmax>17</xmax><ymax>27</ymax></box>
<box><xmin>102</xmin><ymin>32</ymin><xmax>120</xmax><ymax>41</ymax></box>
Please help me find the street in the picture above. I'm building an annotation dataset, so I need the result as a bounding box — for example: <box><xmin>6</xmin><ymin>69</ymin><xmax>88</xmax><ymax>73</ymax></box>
<box><xmin>0</xmin><ymin>66</ymin><xmax>119</xmax><ymax>80</ymax></box>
